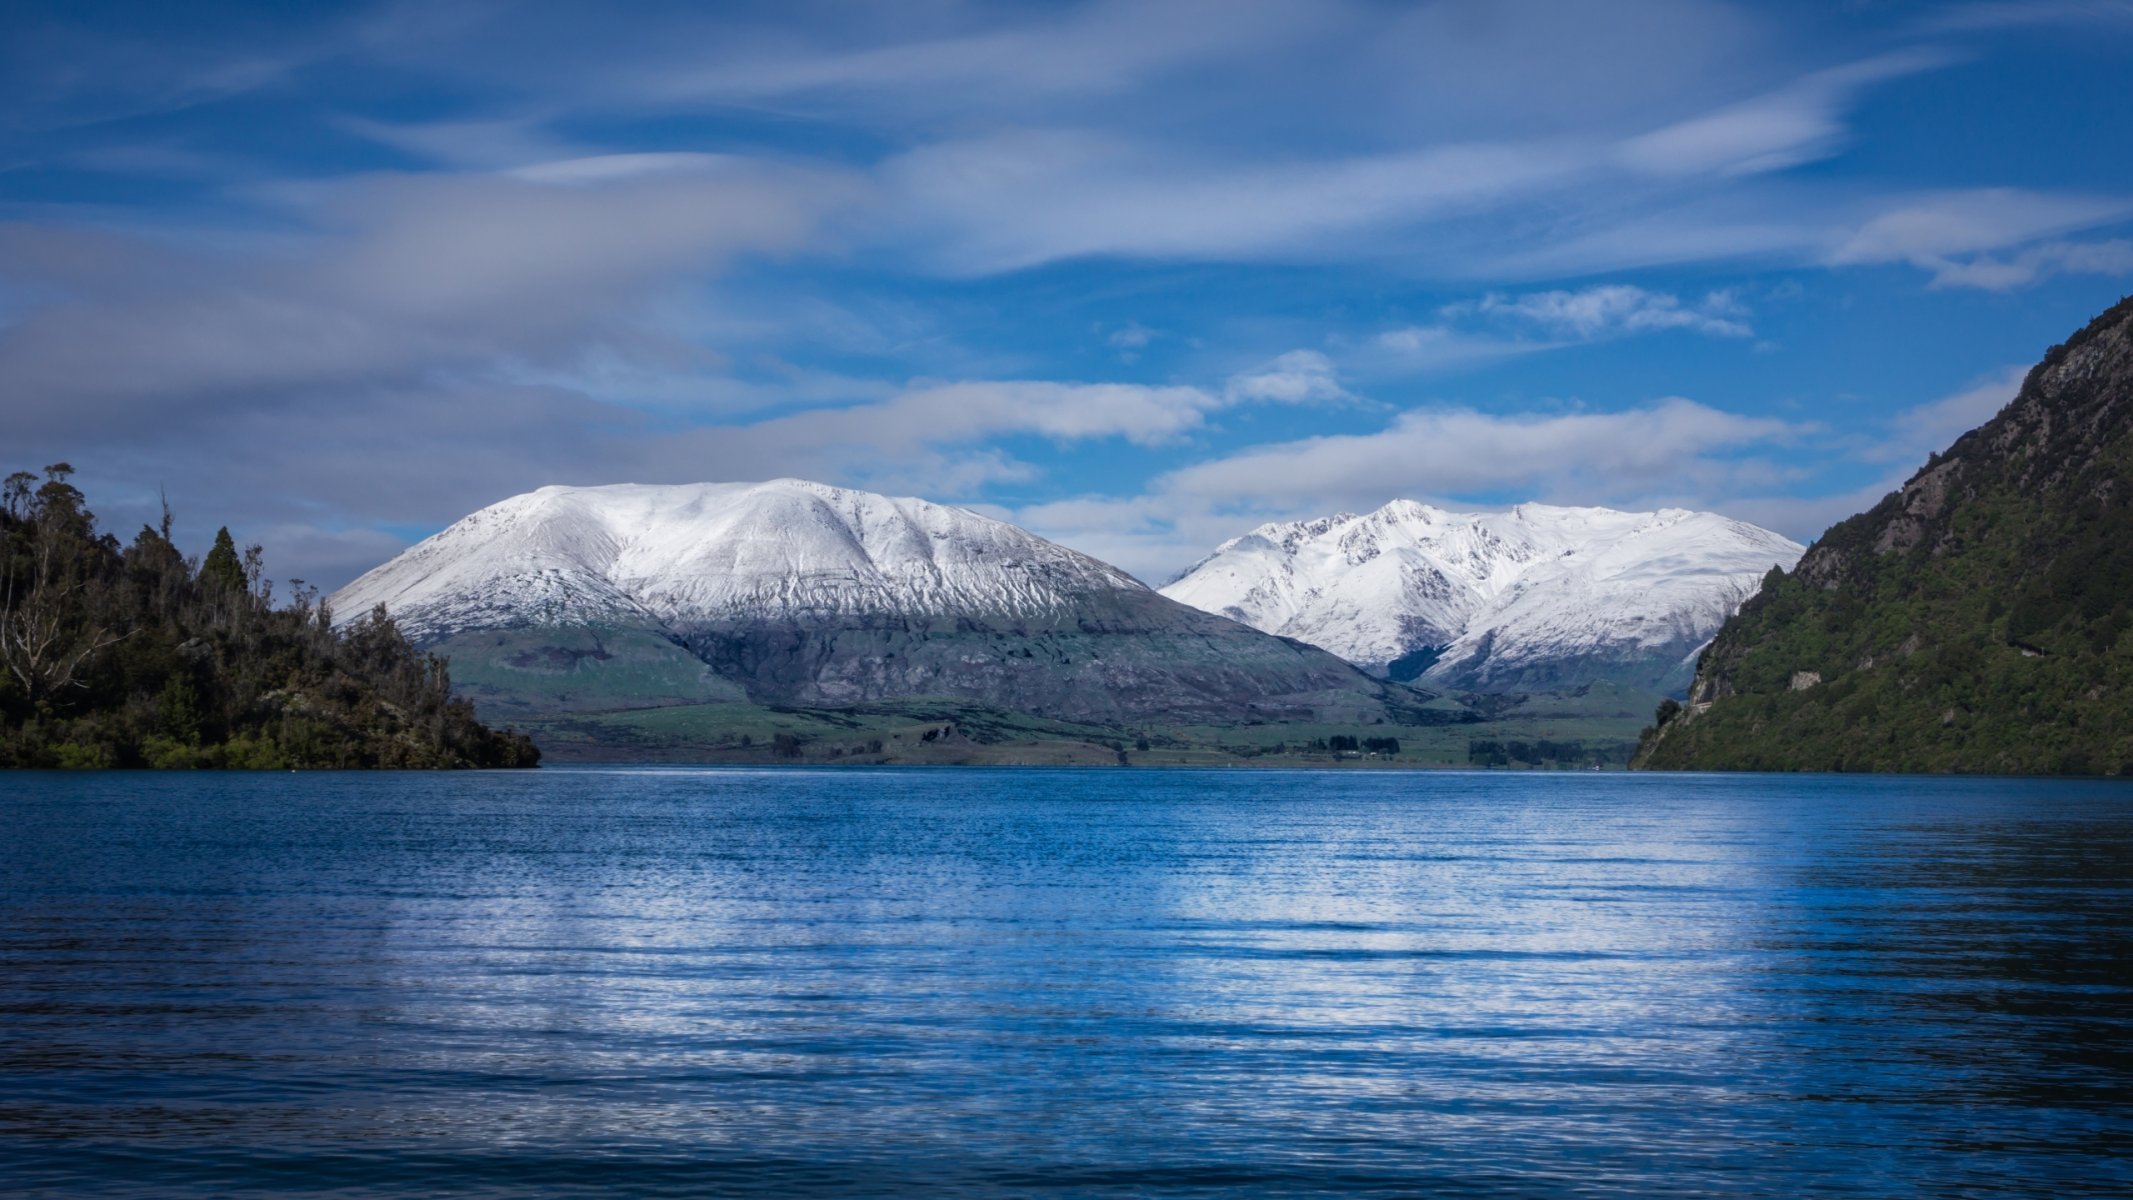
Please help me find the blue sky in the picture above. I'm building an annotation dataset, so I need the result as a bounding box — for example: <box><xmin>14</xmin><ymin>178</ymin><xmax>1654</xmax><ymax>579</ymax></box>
<box><xmin>5</xmin><ymin>0</ymin><xmax>2132</xmax><ymax>588</ymax></box>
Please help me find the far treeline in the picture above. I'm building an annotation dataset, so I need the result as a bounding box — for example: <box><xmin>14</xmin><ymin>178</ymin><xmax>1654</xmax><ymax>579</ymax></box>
<box><xmin>0</xmin><ymin>465</ymin><xmax>538</xmax><ymax>769</ymax></box>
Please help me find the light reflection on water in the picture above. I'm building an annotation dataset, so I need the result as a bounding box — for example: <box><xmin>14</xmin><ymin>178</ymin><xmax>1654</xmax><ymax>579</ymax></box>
<box><xmin>2</xmin><ymin>767</ymin><xmax>2129</xmax><ymax>1197</ymax></box>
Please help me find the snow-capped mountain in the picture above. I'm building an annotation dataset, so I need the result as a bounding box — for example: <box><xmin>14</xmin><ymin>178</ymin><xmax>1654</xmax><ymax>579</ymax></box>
<box><xmin>1160</xmin><ymin>500</ymin><xmax>1804</xmax><ymax>694</ymax></box>
<box><xmin>330</xmin><ymin>480</ymin><xmax>1419</xmax><ymax>725</ymax></box>
<box><xmin>331</xmin><ymin>480</ymin><xmax>1143</xmax><ymax>640</ymax></box>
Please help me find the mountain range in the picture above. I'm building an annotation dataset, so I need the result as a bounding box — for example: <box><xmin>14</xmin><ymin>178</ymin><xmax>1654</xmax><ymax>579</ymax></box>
<box><xmin>329</xmin><ymin>481</ymin><xmax>1801</xmax><ymax>736</ymax></box>
<box><xmin>1161</xmin><ymin>501</ymin><xmax>1802</xmax><ymax>694</ymax></box>
<box><xmin>329</xmin><ymin>480</ymin><xmax>1430</xmax><ymax>727</ymax></box>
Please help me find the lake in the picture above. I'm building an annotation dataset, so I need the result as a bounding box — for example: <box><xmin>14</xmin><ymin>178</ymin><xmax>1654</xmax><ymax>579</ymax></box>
<box><xmin>2</xmin><ymin>768</ymin><xmax>2129</xmax><ymax>1197</ymax></box>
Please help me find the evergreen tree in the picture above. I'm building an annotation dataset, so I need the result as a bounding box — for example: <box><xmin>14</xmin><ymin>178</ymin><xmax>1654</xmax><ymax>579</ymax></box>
<box><xmin>200</xmin><ymin>527</ymin><xmax>246</xmax><ymax>593</ymax></box>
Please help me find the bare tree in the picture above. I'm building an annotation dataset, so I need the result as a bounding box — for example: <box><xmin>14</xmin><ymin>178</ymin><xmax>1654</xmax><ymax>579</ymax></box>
<box><xmin>0</xmin><ymin>466</ymin><xmax>128</xmax><ymax>704</ymax></box>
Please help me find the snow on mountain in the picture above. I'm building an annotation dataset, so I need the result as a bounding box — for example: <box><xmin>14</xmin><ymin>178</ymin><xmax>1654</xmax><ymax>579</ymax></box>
<box><xmin>1160</xmin><ymin>500</ymin><xmax>1804</xmax><ymax>693</ymax></box>
<box><xmin>330</xmin><ymin>480</ymin><xmax>1147</xmax><ymax>638</ymax></box>
<box><xmin>328</xmin><ymin>479</ymin><xmax>1421</xmax><ymax>726</ymax></box>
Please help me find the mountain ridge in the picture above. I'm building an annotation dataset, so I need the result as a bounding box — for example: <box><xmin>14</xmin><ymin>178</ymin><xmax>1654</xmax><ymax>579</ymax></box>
<box><xmin>330</xmin><ymin>479</ymin><xmax>1440</xmax><ymax>727</ymax></box>
<box><xmin>1160</xmin><ymin>500</ymin><xmax>1802</xmax><ymax>694</ymax></box>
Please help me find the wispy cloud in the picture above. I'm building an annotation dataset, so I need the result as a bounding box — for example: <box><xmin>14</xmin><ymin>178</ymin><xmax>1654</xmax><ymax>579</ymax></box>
<box><xmin>1457</xmin><ymin>284</ymin><xmax>1753</xmax><ymax>339</ymax></box>
<box><xmin>0</xmin><ymin>156</ymin><xmax>862</xmax><ymax>435</ymax></box>
<box><xmin>1223</xmin><ymin>350</ymin><xmax>1348</xmax><ymax>405</ymax></box>
<box><xmin>1826</xmin><ymin>189</ymin><xmax>2133</xmax><ymax>285</ymax></box>
<box><xmin>1922</xmin><ymin>239</ymin><xmax>2133</xmax><ymax>290</ymax></box>
<box><xmin>1919</xmin><ymin>0</ymin><xmax>2133</xmax><ymax>33</ymax></box>
<box><xmin>1366</xmin><ymin>326</ymin><xmax>1553</xmax><ymax>373</ymax></box>
<box><xmin>1361</xmin><ymin>284</ymin><xmax>1753</xmax><ymax>379</ymax></box>
<box><xmin>1011</xmin><ymin>398</ymin><xmax>1810</xmax><ymax>582</ymax></box>
<box><xmin>1617</xmin><ymin>50</ymin><xmax>1956</xmax><ymax>178</ymax></box>
<box><xmin>1159</xmin><ymin>399</ymin><xmax>1804</xmax><ymax>507</ymax></box>
<box><xmin>1872</xmin><ymin>365</ymin><xmax>2027</xmax><ymax>461</ymax></box>
<box><xmin>881</xmin><ymin>130</ymin><xmax>1590</xmax><ymax>274</ymax></box>
<box><xmin>337</xmin><ymin>116</ymin><xmax>588</xmax><ymax>172</ymax></box>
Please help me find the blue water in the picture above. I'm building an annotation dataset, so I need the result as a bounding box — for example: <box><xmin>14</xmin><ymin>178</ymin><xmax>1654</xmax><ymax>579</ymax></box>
<box><xmin>2</xmin><ymin>769</ymin><xmax>2129</xmax><ymax>1198</ymax></box>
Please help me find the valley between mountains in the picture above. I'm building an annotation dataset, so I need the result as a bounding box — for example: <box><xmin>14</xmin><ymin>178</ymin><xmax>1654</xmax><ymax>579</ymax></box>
<box><xmin>329</xmin><ymin>479</ymin><xmax>1798</xmax><ymax>766</ymax></box>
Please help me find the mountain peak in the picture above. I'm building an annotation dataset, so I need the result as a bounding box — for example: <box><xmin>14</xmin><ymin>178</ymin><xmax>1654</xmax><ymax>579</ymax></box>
<box><xmin>328</xmin><ymin>477</ymin><xmax>1422</xmax><ymax>726</ymax></box>
<box><xmin>1161</xmin><ymin>500</ymin><xmax>1802</xmax><ymax>693</ymax></box>
<box><xmin>331</xmin><ymin>478</ymin><xmax>1150</xmax><ymax>640</ymax></box>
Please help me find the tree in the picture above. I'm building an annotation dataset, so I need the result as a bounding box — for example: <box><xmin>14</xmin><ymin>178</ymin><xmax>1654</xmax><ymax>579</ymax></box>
<box><xmin>200</xmin><ymin>527</ymin><xmax>246</xmax><ymax>592</ymax></box>
<box><xmin>2</xmin><ymin>465</ymin><xmax>538</xmax><ymax>769</ymax></box>
<box><xmin>0</xmin><ymin>464</ymin><xmax>127</xmax><ymax>705</ymax></box>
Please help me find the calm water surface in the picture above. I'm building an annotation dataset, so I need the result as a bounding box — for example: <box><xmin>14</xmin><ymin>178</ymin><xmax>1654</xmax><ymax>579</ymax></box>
<box><xmin>1</xmin><ymin>768</ymin><xmax>2129</xmax><ymax>1197</ymax></box>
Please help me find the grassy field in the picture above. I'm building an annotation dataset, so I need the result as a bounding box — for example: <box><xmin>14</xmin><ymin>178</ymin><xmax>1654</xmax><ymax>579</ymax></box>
<box><xmin>511</xmin><ymin>680</ymin><xmax>1660</xmax><ymax>769</ymax></box>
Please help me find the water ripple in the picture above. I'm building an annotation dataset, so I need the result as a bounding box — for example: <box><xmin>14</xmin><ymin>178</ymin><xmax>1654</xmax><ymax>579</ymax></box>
<box><xmin>2</xmin><ymin>768</ymin><xmax>2129</xmax><ymax>1198</ymax></box>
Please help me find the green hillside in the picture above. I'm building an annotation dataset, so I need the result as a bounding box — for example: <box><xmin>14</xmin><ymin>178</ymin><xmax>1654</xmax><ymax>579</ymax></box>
<box><xmin>1636</xmin><ymin>296</ymin><xmax>2133</xmax><ymax>775</ymax></box>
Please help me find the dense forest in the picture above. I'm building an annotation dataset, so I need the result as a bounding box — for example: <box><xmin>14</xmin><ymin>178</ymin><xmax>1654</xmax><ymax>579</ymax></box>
<box><xmin>1636</xmin><ymin>296</ymin><xmax>2133</xmax><ymax>775</ymax></box>
<box><xmin>1</xmin><ymin>465</ymin><xmax>538</xmax><ymax>769</ymax></box>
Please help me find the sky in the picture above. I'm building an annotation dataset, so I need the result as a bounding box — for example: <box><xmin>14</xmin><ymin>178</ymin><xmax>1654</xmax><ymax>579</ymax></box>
<box><xmin>4</xmin><ymin>0</ymin><xmax>2133</xmax><ymax>590</ymax></box>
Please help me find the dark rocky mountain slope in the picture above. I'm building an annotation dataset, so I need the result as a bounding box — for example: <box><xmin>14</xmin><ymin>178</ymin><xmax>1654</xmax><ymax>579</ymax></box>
<box><xmin>1636</xmin><ymin>296</ymin><xmax>2133</xmax><ymax>774</ymax></box>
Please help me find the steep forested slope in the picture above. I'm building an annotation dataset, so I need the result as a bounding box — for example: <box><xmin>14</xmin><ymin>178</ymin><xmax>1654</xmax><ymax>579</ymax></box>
<box><xmin>1636</xmin><ymin>296</ymin><xmax>2133</xmax><ymax>774</ymax></box>
<box><xmin>1</xmin><ymin>465</ymin><xmax>538</xmax><ymax>769</ymax></box>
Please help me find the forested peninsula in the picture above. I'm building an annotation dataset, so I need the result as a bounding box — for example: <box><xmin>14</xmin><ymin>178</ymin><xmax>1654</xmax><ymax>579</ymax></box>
<box><xmin>1</xmin><ymin>465</ymin><xmax>538</xmax><ymax>769</ymax></box>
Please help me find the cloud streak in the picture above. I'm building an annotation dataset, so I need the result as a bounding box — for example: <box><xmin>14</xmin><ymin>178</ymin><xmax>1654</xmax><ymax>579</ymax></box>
<box><xmin>1006</xmin><ymin>397</ymin><xmax>1815</xmax><ymax>582</ymax></box>
<box><xmin>1159</xmin><ymin>399</ymin><xmax>1804</xmax><ymax>506</ymax></box>
<box><xmin>1460</xmin><ymin>285</ymin><xmax>1753</xmax><ymax>339</ymax></box>
<box><xmin>1826</xmin><ymin>189</ymin><xmax>2133</xmax><ymax>286</ymax></box>
<box><xmin>0</xmin><ymin>156</ymin><xmax>860</xmax><ymax>437</ymax></box>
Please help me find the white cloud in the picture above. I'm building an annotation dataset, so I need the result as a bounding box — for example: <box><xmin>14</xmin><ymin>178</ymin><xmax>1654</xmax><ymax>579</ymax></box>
<box><xmin>1223</xmin><ymin>350</ymin><xmax>1348</xmax><ymax>405</ymax></box>
<box><xmin>1827</xmin><ymin>189</ymin><xmax>2133</xmax><ymax>283</ymax></box>
<box><xmin>1920</xmin><ymin>1</ymin><xmax>2133</xmax><ymax>33</ymax></box>
<box><xmin>1462</xmin><ymin>284</ymin><xmax>1753</xmax><ymax>338</ymax></box>
<box><xmin>1365</xmin><ymin>326</ymin><xmax>1554</xmax><ymax>373</ymax></box>
<box><xmin>338</xmin><ymin>116</ymin><xmax>588</xmax><ymax>171</ymax></box>
<box><xmin>881</xmin><ymin>129</ymin><xmax>1589</xmax><ymax>274</ymax></box>
<box><xmin>1159</xmin><ymin>399</ymin><xmax>1802</xmax><ymax>507</ymax></box>
<box><xmin>1922</xmin><ymin>239</ymin><xmax>2133</xmax><ymax>290</ymax></box>
<box><xmin>626</xmin><ymin>0</ymin><xmax>1332</xmax><ymax>118</ymax></box>
<box><xmin>1618</xmin><ymin>51</ymin><xmax>1953</xmax><ymax>178</ymax></box>
<box><xmin>506</xmin><ymin>152</ymin><xmax>755</xmax><ymax>187</ymax></box>
<box><xmin>1473</xmin><ymin>208</ymin><xmax>1827</xmax><ymax>280</ymax></box>
<box><xmin>1011</xmin><ymin>494</ymin><xmax>1255</xmax><ymax>585</ymax></box>
<box><xmin>1007</xmin><ymin>397</ymin><xmax>1810</xmax><ymax>582</ymax></box>
<box><xmin>1874</xmin><ymin>365</ymin><xmax>2027</xmax><ymax>461</ymax></box>
<box><xmin>1358</xmin><ymin>284</ymin><xmax>1752</xmax><ymax>380</ymax></box>
<box><xmin>862</xmin><ymin>40</ymin><xmax>1969</xmax><ymax>277</ymax></box>
<box><xmin>0</xmin><ymin>157</ymin><xmax>862</xmax><ymax>436</ymax></box>
<box><xmin>1106</xmin><ymin>323</ymin><xmax>1157</xmax><ymax>350</ymax></box>
<box><xmin>593</xmin><ymin>0</ymin><xmax>1767</xmax><ymax>144</ymax></box>
<box><xmin>796</xmin><ymin>379</ymin><xmax>1221</xmax><ymax>449</ymax></box>
<box><xmin>1715</xmin><ymin>477</ymin><xmax>1905</xmax><ymax>545</ymax></box>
